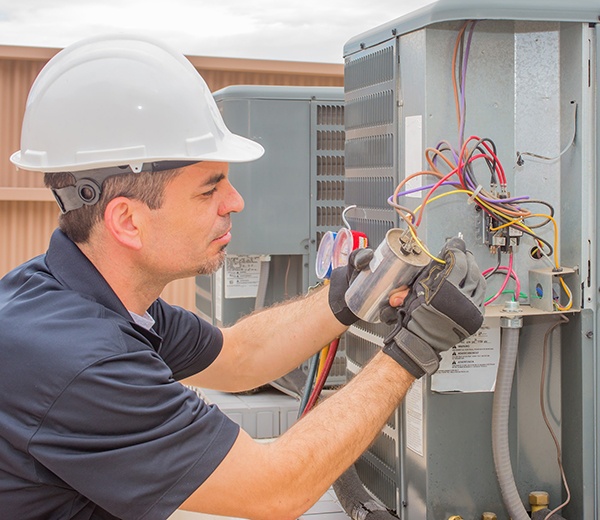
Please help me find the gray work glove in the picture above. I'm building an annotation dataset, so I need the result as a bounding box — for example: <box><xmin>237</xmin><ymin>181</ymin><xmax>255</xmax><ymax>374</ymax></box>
<box><xmin>382</xmin><ymin>237</ymin><xmax>486</xmax><ymax>378</ymax></box>
<box><xmin>328</xmin><ymin>248</ymin><xmax>374</xmax><ymax>326</ymax></box>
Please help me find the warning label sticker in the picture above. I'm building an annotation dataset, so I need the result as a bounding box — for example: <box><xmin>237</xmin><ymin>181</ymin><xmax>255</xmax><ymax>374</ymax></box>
<box><xmin>406</xmin><ymin>378</ymin><xmax>424</xmax><ymax>457</ymax></box>
<box><xmin>431</xmin><ymin>317</ymin><xmax>501</xmax><ymax>393</ymax></box>
<box><xmin>224</xmin><ymin>255</ymin><xmax>262</xmax><ymax>299</ymax></box>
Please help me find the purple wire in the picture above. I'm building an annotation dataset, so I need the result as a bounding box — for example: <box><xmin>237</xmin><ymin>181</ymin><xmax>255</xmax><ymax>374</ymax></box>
<box><xmin>390</xmin><ymin>183</ymin><xmax>530</xmax><ymax>204</ymax></box>
<box><xmin>459</xmin><ymin>22</ymin><xmax>477</xmax><ymax>145</ymax></box>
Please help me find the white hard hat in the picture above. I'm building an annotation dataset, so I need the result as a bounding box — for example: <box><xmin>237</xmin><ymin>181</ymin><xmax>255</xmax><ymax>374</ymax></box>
<box><xmin>10</xmin><ymin>34</ymin><xmax>264</xmax><ymax>173</ymax></box>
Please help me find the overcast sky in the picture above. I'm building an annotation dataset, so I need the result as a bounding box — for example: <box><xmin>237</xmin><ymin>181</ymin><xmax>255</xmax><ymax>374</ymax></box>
<box><xmin>0</xmin><ymin>0</ymin><xmax>435</xmax><ymax>63</ymax></box>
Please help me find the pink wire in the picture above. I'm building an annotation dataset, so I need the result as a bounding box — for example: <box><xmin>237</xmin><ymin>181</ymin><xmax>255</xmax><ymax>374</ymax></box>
<box><xmin>482</xmin><ymin>253</ymin><xmax>520</xmax><ymax>305</ymax></box>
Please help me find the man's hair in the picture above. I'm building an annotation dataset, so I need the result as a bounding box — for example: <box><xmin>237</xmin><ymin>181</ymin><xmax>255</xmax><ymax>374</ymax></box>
<box><xmin>44</xmin><ymin>168</ymin><xmax>184</xmax><ymax>243</ymax></box>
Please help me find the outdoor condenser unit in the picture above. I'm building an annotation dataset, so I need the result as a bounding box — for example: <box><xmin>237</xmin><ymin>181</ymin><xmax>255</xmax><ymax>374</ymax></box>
<box><xmin>195</xmin><ymin>85</ymin><xmax>347</xmax><ymax>385</ymax></box>
<box><xmin>341</xmin><ymin>0</ymin><xmax>599</xmax><ymax>518</ymax></box>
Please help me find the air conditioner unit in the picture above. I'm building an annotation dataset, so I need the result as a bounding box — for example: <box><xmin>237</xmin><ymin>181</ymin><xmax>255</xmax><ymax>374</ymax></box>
<box><xmin>196</xmin><ymin>85</ymin><xmax>347</xmax><ymax>387</ymax></box>
<box><xmin>341</xmin><ymin>1</ymin><xmax>598</xmax><ymax>518</ymax></box>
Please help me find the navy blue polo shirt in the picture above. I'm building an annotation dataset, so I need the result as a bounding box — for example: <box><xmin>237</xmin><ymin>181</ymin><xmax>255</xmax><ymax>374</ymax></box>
<box><xmin>0</xmin><ymin>229</ymin><xmax>240</xmax><ymax>519</ymax></box>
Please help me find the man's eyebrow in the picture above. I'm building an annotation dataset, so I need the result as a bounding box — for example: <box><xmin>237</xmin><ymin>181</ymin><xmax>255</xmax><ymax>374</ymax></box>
<box><xmin>201</xmin><ymin>173</ymin><xmax>226</xmax><ymax>187</ymax></box>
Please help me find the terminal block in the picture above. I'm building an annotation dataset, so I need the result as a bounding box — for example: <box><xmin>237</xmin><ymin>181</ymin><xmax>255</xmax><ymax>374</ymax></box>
<box><xmin>483</xmin><ymin>213</ymin><xmax>523</xmax><ymax>253</ymax></box>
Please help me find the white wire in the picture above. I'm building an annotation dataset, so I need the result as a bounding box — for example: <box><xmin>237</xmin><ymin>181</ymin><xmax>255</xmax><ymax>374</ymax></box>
<box><xmin>516</xmin><ymin>102</ymin><xmax>577</xmax><ymax>165</ymax></box>
<box><xmin>341</xmin><ymin>205</ymin><xmax>356</xmax><ymax>230</ymax></box>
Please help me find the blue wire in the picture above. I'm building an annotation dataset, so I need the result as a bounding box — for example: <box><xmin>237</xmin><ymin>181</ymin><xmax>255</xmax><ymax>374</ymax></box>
<box><xmin>298</xmin><ymin>352</ymin><xmax>319</xmax><ymax>418</ymax></box>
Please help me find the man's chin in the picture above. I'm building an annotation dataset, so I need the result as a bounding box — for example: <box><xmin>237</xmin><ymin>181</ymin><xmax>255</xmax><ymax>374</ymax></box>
<box><xmin>195</xmin><ymin>249</ymin><xmax>227</xmax><ymax>276</ymax></box>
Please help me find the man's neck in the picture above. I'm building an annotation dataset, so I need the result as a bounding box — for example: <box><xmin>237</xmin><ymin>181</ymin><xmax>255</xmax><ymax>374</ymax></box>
<box><xmin>77</xmin><ymin>239</ymin><xmax>165</xmax><ymax>315</ymax></box>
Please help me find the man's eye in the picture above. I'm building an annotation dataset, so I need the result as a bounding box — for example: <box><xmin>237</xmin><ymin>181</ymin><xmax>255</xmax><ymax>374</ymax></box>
<box><xmin>203</xmin><ymin>187</ymin><xmax>217</xmax><ymax>197</ymax></box>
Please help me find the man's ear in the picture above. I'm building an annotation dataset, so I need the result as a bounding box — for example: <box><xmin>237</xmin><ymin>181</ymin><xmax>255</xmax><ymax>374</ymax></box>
<box><xmin>103</xmin><ymin>197</ymin><xmax>144</xmax><ymax>250</ymax></box>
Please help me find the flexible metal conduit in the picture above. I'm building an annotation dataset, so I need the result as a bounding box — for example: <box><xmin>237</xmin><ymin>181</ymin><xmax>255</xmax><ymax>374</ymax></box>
<box><xmin>492</xmin><ymin>319</ymin><xmax>529</xmax><ymax>520</ymax></box>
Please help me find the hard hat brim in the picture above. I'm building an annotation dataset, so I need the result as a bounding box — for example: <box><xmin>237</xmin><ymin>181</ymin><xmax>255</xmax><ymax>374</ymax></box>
<box><xmin>10</xmin><ymin>133</ymin><xmax>265</xmax><ymax>173</ymax></box>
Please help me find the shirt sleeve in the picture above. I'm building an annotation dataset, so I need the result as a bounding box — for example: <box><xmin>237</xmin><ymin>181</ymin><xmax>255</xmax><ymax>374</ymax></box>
<box><xmin>28</xmin><ymin>349</ymin><xmax>240</xmax><ymax>520</ymax></box>
<box><xmin>148</xmin><ymin>298</ymin><xmax>224</xmax><ymax>380</ymax></box>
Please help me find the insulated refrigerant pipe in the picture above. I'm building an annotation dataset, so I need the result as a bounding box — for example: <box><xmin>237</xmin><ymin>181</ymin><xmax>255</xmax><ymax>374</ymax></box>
<box><xmin>333</xmin><ymin>464</ymin><xmax>397</xmax><ymax>520</ymax></box>
<box><xmin>492</xmin><ymin>318</ymin><xmax>529</xmax><ymax>520</ymax></box>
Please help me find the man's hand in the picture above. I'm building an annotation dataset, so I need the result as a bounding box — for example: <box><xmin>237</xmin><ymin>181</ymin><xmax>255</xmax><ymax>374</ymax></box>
<box><xmin>328</xmin><ymin>248</ymin><xmax>373</xmax><ymax>326</ymax></box>
<box><xmin>382</xmin><ymin>237</ymin><xmax>486</xmax><ymax>378</ymax></box>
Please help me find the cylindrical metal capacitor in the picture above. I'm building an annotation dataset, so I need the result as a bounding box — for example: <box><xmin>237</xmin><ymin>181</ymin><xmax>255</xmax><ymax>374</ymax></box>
<box><xmin>344</xmin><ymin>228</ymin><xmax>430</xmax><ymax>323</ymax></box>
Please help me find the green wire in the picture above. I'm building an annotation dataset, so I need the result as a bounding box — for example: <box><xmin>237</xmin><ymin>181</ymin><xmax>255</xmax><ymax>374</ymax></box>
<box><xmin>485</xmin><ymin>290</ymin><xmax>528</xmax><ymax>303</ymax></box>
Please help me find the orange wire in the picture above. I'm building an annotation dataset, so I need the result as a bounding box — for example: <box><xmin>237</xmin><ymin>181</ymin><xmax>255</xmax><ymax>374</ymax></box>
<box><xmin>452</xmin><ymin>22</ymin><xmax>469</xmax><ymax>132</ymax></box>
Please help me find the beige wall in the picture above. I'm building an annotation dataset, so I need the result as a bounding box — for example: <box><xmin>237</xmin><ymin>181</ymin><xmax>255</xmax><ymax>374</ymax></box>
<box><xmin>0</xmin><ymin>45</ymin><xmax>343</xmax><ymax>311</ymax></box>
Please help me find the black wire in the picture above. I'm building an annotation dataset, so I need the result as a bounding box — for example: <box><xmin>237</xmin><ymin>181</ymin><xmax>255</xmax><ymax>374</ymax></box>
<box><xmin>460</xmin><ymin>137</ymin><xmax>499</xmax><ymax>190</ymax></box>
<box><xmin>514</xmin><ymin>199</ymin><xmax>555</xmax><ymax>229</ymax></box>
<box><xmin>485</xmin><ymin>207</ymin><xmax>554</xmax><ymax>257</ymax></box>
<box><xmin>484</xmin><ymin>250</ymin><xmax>503</xmax><ymax>279</ymax></box>
<box><xmin>435</xmin><ymin>133</ymin><xmax>556</xmax><ymax>255</ymax></box>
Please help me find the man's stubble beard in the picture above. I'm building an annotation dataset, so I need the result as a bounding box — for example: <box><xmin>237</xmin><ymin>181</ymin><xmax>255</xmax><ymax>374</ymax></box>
<box><xmin>195</xmin><ymin>246</ymin><xmax>227</xmax><ymax>276</ymax></box>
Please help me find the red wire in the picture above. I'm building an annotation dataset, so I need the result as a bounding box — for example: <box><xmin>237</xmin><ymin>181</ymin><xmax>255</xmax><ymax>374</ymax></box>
<box><xmin>484</xmin><ymin>251</ymin><xmax>514</xmax><ymax>306</ymax></box>
<box><xmin>460</xmin><ymin>136</ymin><xmax>507</xmax><ymax>185</ymax></box>
<box><xmin>413</xmin><ymin>135</ymin><xmax>508</xmax><ymax>228</ymax></box>
<box><xmin>414</xmin><ymin>167</ymin><xmax>460</xmax><ymax>227</ymax></box>
<box><xmin>415</xmin><ymin>138</ymin><xmax>474</xmax><ymax>227</ymax></box>
<box><xmin>478</xmin><ymin>139</ymin><xmax>506</xmax><ymax>185</ymax></box>
<box><xmin>301</xmin><ymin>338</ymin><xmax>340</xmax><ymax>417</ymax></box>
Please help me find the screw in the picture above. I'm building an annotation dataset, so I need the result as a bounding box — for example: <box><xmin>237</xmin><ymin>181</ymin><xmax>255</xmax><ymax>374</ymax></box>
<box><xmin>586</xmin><ymin>331</ymin><xmax>594</xmax><ymax>339</ymax></box>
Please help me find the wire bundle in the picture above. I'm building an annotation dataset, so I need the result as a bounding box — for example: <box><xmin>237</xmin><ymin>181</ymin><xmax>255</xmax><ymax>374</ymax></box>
<box><xmin>387</xmin><ymin>19</ymin><xmax>572</xmax><ymax>310</ymax></box>
<box><xmin>297</xmin><ymin>337</ymin><xmax>340</xmax><ymax>418</ymax></box>
<box><xmin>388</xmin><ymin>136</ymin><xmax>572</xmax><ymax>310</ymax></box>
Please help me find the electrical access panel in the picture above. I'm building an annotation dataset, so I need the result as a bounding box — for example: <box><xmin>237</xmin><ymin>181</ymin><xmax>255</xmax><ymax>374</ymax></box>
<box><xmin>342</xmin><ymin>0</ymin><xmax>598</xmax><ymax>518</ymax></box>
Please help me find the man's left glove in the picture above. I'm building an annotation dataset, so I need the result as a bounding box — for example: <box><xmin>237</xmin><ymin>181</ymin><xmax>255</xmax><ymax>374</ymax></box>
<box><xmin>328</xmin><ymin>248</ymin><xmax>374</xmax><ymax>326</ymax></box>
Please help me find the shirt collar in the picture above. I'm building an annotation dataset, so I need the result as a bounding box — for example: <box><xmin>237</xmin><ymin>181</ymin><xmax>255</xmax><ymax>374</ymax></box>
<box><xmin>45</xmin><ymin>228</ymin><xmax>132</xmax><ymax>322</ymax></box>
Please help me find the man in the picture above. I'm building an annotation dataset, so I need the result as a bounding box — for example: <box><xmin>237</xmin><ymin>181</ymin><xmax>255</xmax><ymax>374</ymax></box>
<box><xmin>0</xmin><ymin>35</ymin><xmax>486</xmax><ymax>519</ymax></box>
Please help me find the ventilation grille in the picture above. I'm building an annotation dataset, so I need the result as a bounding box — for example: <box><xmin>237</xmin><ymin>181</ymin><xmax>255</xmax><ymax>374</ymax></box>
<box><xmin>317</xmin><ymin>130</ymin><xmax>345</xmax><ymax>151</ymax></box>
<box><xmin>314</xmin><ymin>102</ymin><xmax>345</xmax><ymax>238</ymax></box>
<box><xmin>347</xmin><ymin>217</ymin><xmax>395</xmax><ymax>249</ymax></box>
<box><xmin>344</xmin><ymin>40</ymin><xmax>401</xmax><ymax>512</ymax></box>
<box><xmin>369</xmin><ymin>430</ymin><xmax>397</xmax><ymax>471</ymax></box>
<box><xmin>317</xmin><ymin>155</ymin><xmax>345</xmax><ymax>176</ymax></box>
<box><xmin>316</xmin><ymin>180</ymin><xmax>344</xmax><ymax>201</ymax></box>
<box><xmin>345</xmin><ymin>46</ymin><xmax>394</xmax><ymax>93</ymax></box>
<box><xmin>312</xmin><ymin>100</ymin><xmax>346</xmax><ymax>386</ymax></box>
<box><xmin>355</xmin><ymin>456</ymin><xmax>397</xmax><ymax>510</ymax></box>
<box><xmin>346</xmin><ymin>333</ymin><xmax>379</xmax><ymax>367</ymax></box>
<box><xmin>345</xmin><ymin>176</ymin><xmax>395</xmax><ymax>209</ymax></box>
<box><xmin>346</xmin><ymin>90</ymin><xmax>394</xmax><ymax>130</ymax></box>
<box><xmin>317</xmin><ymin>104</ymin><xmax>345</xmax><ymax>125</ymax></box>
<box><xmin>316</xmin><ymin>206</ymin><xmax>344</xmax><ymax>227</ymax></box>
<box><xmin>351</xmin><ymin>319</ymin><xmax>392</xmax><ymax>341</ymax></box>
<box><xmin>345</xmin><ymin>134</ymin><xmax>394</xmax><ymax>170</ymax></box>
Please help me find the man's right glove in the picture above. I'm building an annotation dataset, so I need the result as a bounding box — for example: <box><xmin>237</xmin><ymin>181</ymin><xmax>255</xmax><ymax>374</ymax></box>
<box><xmin>382</xmin><ymin>237</ymin><xmax>486</xmax><ymax>378</ymax></box>
<box><xmin>328</xmin><ymin>247</ymin><xmax>374</xmax><ymax>326</ymax></box>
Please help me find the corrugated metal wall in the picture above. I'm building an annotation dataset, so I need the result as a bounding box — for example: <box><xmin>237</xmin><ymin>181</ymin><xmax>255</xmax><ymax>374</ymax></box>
<box><xmin>0</xmin><ymin>45</ymin><xmax>343</xmax><ymax>311</ymax></box>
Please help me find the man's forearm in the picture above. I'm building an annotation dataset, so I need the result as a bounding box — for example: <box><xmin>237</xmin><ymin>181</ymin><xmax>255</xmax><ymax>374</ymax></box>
<box><xmin>268</xmin><ymin>351</ymin><xmax>414</xmax><ymax>509</ymax></box>
<box><xmin>182</xmin><ymin>351</ymin><xmax>415</xmax><ymax>520</ymax></box>
<box><xmin>189</xmin><ymin>285</ymin><xmax>348</xmax><ymax>392</ymax></box>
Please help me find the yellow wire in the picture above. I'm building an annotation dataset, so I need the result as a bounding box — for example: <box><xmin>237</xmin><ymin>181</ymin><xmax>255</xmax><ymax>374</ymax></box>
<box><xmin>415</xmin><ymin>188</ymin><xmax>519</xmax><ymax>227</ymax></box>
<box><xmin>491</xmin><ymin>213</ymin><xmax>560</xmax><ymax>267</ymax></box>
<box><xmin>413</xmin><ymin>189</ymin><xmax>473</xmax><ymax>214</ymax></box>
<box><xmin>556</xmin><ymin>277</ymin><xmax>573</xmax><ymax>311</ymax></box>
<box><xmin>316</xmin><ymin>345</ymin><xmax>329</xmax><ymax>381</ymax></box>
<box><xmin>407</xmin><ymin>226</ymin><xmax>446</xmax><ymax>264</ymax></box>
<box><xmin>413</xmin><ymin>189</ymin><xmax>575</xmax><ymax>309</ymax></box>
